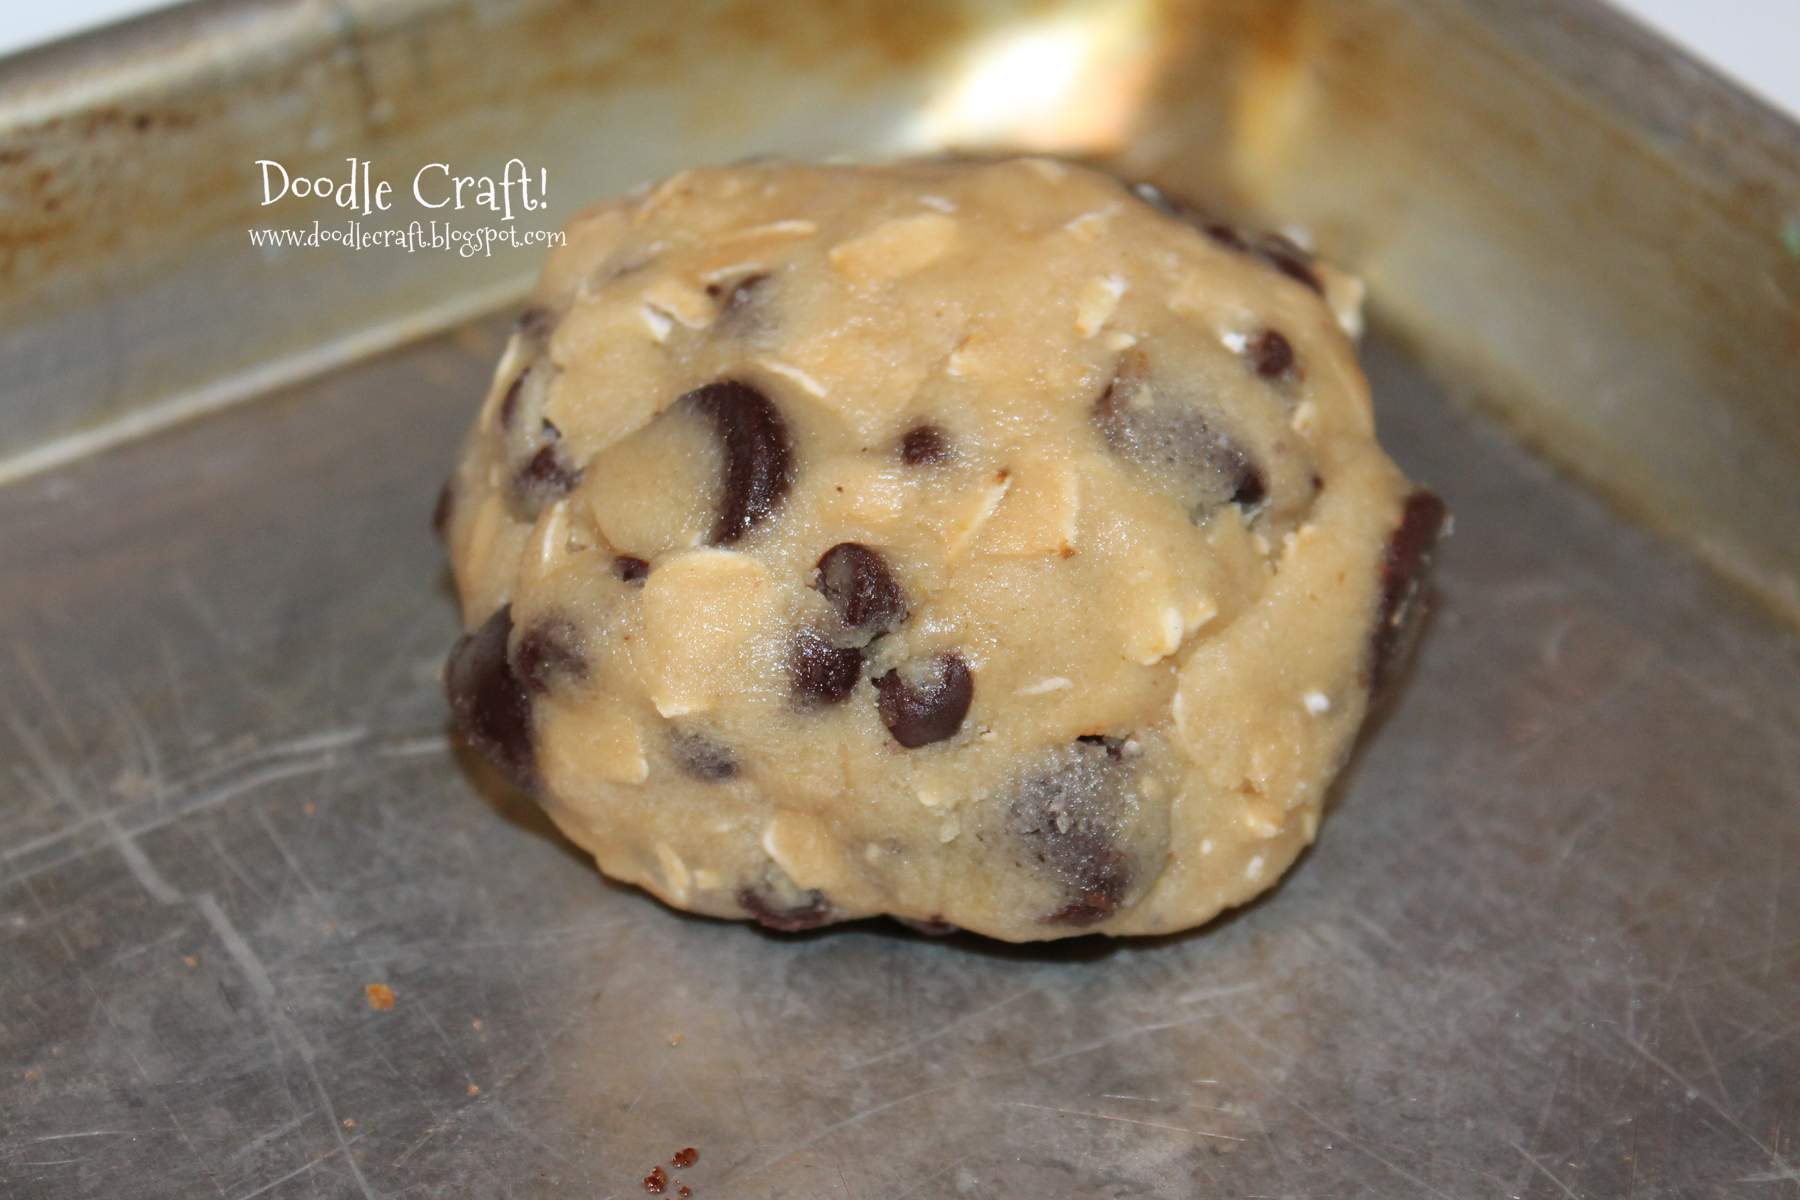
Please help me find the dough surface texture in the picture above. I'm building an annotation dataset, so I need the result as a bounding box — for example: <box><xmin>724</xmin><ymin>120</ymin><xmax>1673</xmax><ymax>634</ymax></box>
<box><xmin>439</xmin><ymin>158</ymin><xmax>1442</xmax><ymax>941</ymax></box>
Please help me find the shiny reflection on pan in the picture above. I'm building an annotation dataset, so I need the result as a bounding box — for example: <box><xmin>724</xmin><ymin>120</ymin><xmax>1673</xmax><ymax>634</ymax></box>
<box><xmin>893</xmin><ymin>0</ymin><xmax>1164</xmax><ymax>154</ymax></box>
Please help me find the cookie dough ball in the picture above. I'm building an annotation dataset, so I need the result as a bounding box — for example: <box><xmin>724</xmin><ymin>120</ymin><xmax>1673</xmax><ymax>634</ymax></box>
<box><xmin>437</xmin><ymin>158</ymin><xmax>1443</xmax><ymax>942</ymax></box>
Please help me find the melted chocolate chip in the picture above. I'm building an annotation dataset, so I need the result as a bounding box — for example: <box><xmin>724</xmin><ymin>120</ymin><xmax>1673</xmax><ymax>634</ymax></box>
<box><xmin>1370</xmin><ymin>488</ymin><xmax>1448</xmax><ymax>693</ymax></box>
<box><xmin>788</xmin><ymin>627</ymin><xmax>863</xmax><ymax>708</ymax></box>
<box><xmin>900</xmin><ymin>424</ymin><xmax>954</xmax><ymax>466</ymax></box>
<box><xmin>814</xmin><ymin>543</ymin><xmax>906</xmax><ymax>639</ymax></box>
<box><xmin>1255</xmin><ymin>234</ymin><xmax>1324</xmax><ymax>295</ymax></box>
<box><xmin>1049</xmin><ymin>878</ymin><xmax>1131</xmax><ymax>927</ymax></box>
<box><xmin>511</xmin><ymin>443</ymin><xmax>584</xmax><ymax>518</ymax></box>
<box><xmin>1247</xmin><ymin>328</ymin><xmax>1296</xmax><ymax>380</ymax></box>
<box><xmin>513</xmin><ymin>619</ymin><xmax>587</xmax><ymax>695</ymax></box>
<box><xmin>874</xmin><ymin>653</ymin><xmax>973</xmax><ymax>748</ymax></box>
<box><xmin>613</xmin><ymin>555</ymin><xmax>651</xmax><ymax>584</ymax></box>
<box><xmin>1094</xmin><ymin>351</ymin><xmax>1268</xmax><ymax>519</ymax></box>
<box><xmin>444</xmin><ymin>605</ymin><xmax>536</xmax><ymax>794</ymax></box>
<box><xmin>681</xmin><ymin>380</ymin><xmax>792</xmax><ymax>545</ymax></box>
<box><xmin>671</xmin><ymin>1149</ymin><xmax>699</xmax><ymax>1170</ymax></box>
<box><xmin>1006</xmin><ymin>740</ymin><xmax>1137</xmax><ymax>926</ymax></box>
<box><xmin>671</xmin><ymin>729</ymin><xmax>739</xmax><ymax>782</ymax></box>
<box><xmin>432</xmin><ymin>478</ymin><xmax>455</xmax><ymax>541</ymax></box>
<box><xmin>738</xmin><ymin>887</ymin><xmax>838</xmax><ymax>931</ymax></box>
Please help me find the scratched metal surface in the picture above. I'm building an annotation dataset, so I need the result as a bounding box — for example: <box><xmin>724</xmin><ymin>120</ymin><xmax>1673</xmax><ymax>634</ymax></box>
<box><xmin>0</xmin><ymin>314</ymin><xmax>1795</xmax><ymax>1199</ymax></box>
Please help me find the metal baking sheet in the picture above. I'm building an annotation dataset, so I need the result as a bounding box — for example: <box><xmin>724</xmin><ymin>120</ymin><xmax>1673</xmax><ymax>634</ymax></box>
<box><xmin>2</xmin><ymin>0</ymin><xmax>1799</xmax><ymax>1196</ymax></box>
<box><xmin>4</xmin><ymin>317</ymin><xmax>1796</xmax><ymax>1198</ymax></box>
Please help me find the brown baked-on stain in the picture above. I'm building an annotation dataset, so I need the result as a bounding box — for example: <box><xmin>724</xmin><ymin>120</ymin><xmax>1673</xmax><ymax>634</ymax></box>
<box><xmin>643</xmin><ymin>1165</ymin><xmax>668</xmax><ymax>1194</ymax></box>
<box><xmin>365</xmin><ymin>983</ymin><xmax>395</xmax><ymax>1011</ymax></box>
<box><xmin>671</xmin><ymin>1148</ymin><xmax>699</xmax><ymax>1169</ymax></box>
<box><xmin>1369</xmin><ymin>487</ymin><xmax>1448</xmax><ymax>693</ymax></box>
<box><xmin>738</xmin><ymin>886</ymin><xmax>839</xmax><ymax>931</ymax></box>
<box><xmin>7</xmin><ymin>0</ymin><xmax>970</xmax><ymax>296</ymax></box>
<box><xmin>712</xmin><ymin>0</ymin><xmax>970</xmax><ymax>71</ymax></box>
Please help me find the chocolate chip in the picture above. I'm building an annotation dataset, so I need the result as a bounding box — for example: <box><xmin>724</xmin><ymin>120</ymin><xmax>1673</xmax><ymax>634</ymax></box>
<box><xmin>738</xmin><ymin>887</ymin><xmax>838</xmax><ymax>931</ymax></box>
<box><xmin>444</xmin><ymin>604</ymin><xmax>536</xmax><ymax>794</ymax></box>
<box><xmin>1075</xmin><ymin>734</ymin><xmax>1125</xmax><ymax>759</ymax></box>
<box><xmin>680</xmin><ymin>380</ymin><xmax>792</xmax><ymax>545</ymax></box>
<box><xmin>1247</xmin><ymin>328</ymin><xmax>1296</xmax><ymax>380</ymax></box>
<box><xmin>814</xmin><ymin>543</ymin><xmax>906</xmax><ymax>639</ymax></box>
<box><xmin>432</xmin><ymin>478</ymin><xmax>455</xmax><ymax>541</ymax></box>
<box><xmin>1131</xmin><ymin>181</ymin><xmax>1247</xmax><ymax>250</ymax></box>
<box><xmin>1130</xmin><ymin>180</ymin><xmax>1201</xmax><ymax>225</ymax></box>
<box><xmin>1204</xmin><ymin>222</ymin><xmax>1249</xmax><ymax>251</ymax></box>
<box><xmin>1006</xmin><ymin>740</ymin><xmax>1137</xmax><ymax>926</ymax></box>
<box><xmin>708</xmin><ymin>271</ymin><xmax>768</xmax><ymax>314</ymax></box>
<box><xmin>900</xmin><ymin>423</ymin><xmax>954</xmax><ymax>465</ymax></box>
<box><xmin>510</xmin><ymin>443</ymin><xmax>584</xmax><ymax>518</ymax></box>
<box><xmin>1370</xmin><ymin>488</ymin><xmax>1448</xmax><ymax>693</ymax></box>
<box><xmin>513</xmin><ymin>618</ymin><xmax>587</xmax><ymax>695</ymax></box>
<box><xmin>613</xmin><ymin>555</ymin><xmax>651</xmax><ymax>584</ymax></box>
<box><xmin>670</xmin><ymin>728</ymin><xmax>739</xmax><ymax>782</ymax></box>
<box><xmin>1094</xmin><ymin>350</ymin><xmax>1267</xmax><ymax>519</ymax></box>
<box><xmin>1230</xmin><ymin>459</ymin><xmax>1266</xmax><ymax>508</ymax></box>
<box><xmin>874</xmin><ymin>653</ymin><xmax>972</xmax><ymax>748</ymax></box>
<box><xmin>1130</xmin><ymin>182</ymin><xmax>1324</xmax><ymax>295</ymax></box>
<box><xmin>516</xmin><ymin>306</ymin><xmax>556</xmax><ymax>339</ymax></box>
<box><xmin>1255</xmin><ymin>234</ymin><xmax>1324</xmax><ymax>295</ymax></box>
<box><xmin>788</xmin><ymin>627</ymin><xmax>862</xmax><ymax>708</ymax></box>
<box><xmin>498</xmin><ymin>369</ymin><xmax>528</xmax><ymax>430</ymax></box>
